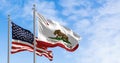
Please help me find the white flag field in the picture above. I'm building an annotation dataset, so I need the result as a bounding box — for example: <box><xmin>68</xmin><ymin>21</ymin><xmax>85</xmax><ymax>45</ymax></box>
<box><xmin>36</xmin><ymin>12</ymin><xmax>81</xmax><ymax>52</ymax></box>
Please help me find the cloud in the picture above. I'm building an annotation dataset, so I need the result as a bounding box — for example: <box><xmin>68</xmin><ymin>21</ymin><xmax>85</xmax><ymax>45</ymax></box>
<box><xmin>68</xmin><ymin>0</ymin><xmax>120</xmax><ymax>63</ymax></box>
<box><xmin>21</xmin><ymin>0</ymin><xmax>68</xmax><ymax>26</ymax></box>
<box><xmin>98</xmin><ymin>0</ymin><xmax>120</xmax><ymax>15</ymax></box>
<box><xmin>59</xmin><ymin>0</ymin><xmax>92</xmax><ymax>17</ymax></box>
<box><xmin>73</xmin><ymin>19</ymin><xmax>91</xmax><ymax>34</ymax></box>
<box><xmin>72</xmin><ymin>16</ymin><xmax>120</xmax><ymax>63</ymax></box>
<box><xmin>56</xmin><ymin>0</ymin><xmax>120</xmax><ymax>63</ymax></box>
<box><xmin>59</xmin><ymin>0</ymin><xmax>103</xmax><ymax>22</ymax></box>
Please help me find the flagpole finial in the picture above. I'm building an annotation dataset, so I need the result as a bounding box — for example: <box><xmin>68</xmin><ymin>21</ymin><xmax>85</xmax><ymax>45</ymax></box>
<box><xmin>33</xmin><ymin>4</ymin><xmax>35</xmax><ymax>7</ymax></box>
<box><xmin>33</xmin><ymin>4</ymin><xmax>36</xmax><ymax>9</ymax></box>
<box><xmin>32</xmin><ymin>4</ymin><xmax>36</xmax><ymax>11</ymax></box>
<box><xmin>8</xmin><ymin>15</ymin><xmax>10</xmax><ymax>18</ymax></box>
<box><xmin>8</xmin><ymin>15</ymin><xmax>11</xmax><ymax>21</ymax></box>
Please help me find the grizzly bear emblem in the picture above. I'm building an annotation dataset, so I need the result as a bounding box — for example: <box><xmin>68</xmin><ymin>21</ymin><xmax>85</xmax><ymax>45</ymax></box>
<box><xmin>54</xmin><ymin>30</ymin><xmax>68</xmax><ymax>42</ymax></box>
<box><xmin>49</xmin><ymin>30</ymin><xmax>71</xmax><ymax>44</ymax></box>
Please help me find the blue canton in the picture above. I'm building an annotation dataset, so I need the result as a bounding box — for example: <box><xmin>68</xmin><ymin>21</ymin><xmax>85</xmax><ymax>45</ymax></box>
<box><xmin>12</xmin><ymin>22</ymin><xmax>34</xmax><ymax>44</ymax></box>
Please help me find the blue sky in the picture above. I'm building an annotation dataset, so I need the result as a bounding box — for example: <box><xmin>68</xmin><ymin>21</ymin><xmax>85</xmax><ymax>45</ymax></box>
<box><xmin>0</xmin><ymin>0</ymin><xmax>120</xmax><ymax>63</ymax></box>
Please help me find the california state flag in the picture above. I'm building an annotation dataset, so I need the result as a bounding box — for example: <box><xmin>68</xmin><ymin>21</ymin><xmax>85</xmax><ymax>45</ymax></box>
<box><xmin>36</xmin><ymin>12</ymin><xmax>81</xmax><ymax>52</ymax></box>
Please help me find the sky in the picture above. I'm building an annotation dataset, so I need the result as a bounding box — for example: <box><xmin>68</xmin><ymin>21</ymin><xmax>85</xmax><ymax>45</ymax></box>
<box><xmin>0</xmin><ymin>0</ymin><xmax>120</xmax><ymax>63</ymax></box>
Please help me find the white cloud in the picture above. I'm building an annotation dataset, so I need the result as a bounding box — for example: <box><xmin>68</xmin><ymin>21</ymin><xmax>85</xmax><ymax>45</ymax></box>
<box><xmin>21</xmin><ymin>0</ymin><xmax>57</xmax><ymax>19</ymax></box>
<box><xmin>59</xmin><ymin>0</ymin><xmax>92</xmax><ymax>16</ymax></box>
<box><xmin>98</xmin><ymin>0</ymin><xmax>120</xmax><ymax>15</ymax></box>
<box><xmin>21</xmin><ymin>0</ymin><xmax>68</xmax><ymax>26</ymax></box>
<box><xmin>73</xmin><ymin>19</ymin><xmax>91</xmax><ymax>33</ymax></box>
<box><xmin>70</xmin><ymin>0</ymin><xmax>120</xmax><ymax>63</ymax></box>
<box><xmin>58</xmin><ymin>0</ymin><xmax>120</xmax><ymax>63</ymax></box>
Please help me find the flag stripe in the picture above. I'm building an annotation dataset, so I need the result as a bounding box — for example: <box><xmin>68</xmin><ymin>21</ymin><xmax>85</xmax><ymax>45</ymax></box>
<box><xmin>12</xmin><ymin>40</ymin><xmax>53</xmax><ymax>61</ymax></box>
<box><xmin>36</xmin><ymin>39</ymin><xmax>79</xmax><ymax>52</ymax></box>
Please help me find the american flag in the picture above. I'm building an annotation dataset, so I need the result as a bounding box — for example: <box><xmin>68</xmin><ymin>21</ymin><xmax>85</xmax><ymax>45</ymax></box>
<box><xmin>11</xmin><ymin>22</ymin><xmax>53</xmax><ymax>61</ymax></box>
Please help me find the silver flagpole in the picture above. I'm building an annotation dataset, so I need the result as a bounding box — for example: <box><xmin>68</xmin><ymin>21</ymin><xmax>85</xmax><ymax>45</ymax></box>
<box><xmin>7</xmin><ymin>15</ymin><xmax>11</xmax><ymax>63</ymax></box>
<box><xmin>33</xmin><ymin>4</ymin><xmax>36</xmax><ymax>63</ymax></box>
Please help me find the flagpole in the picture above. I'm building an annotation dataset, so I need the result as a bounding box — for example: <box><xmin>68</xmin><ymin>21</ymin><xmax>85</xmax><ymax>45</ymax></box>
<box><xmin>7</xmin><ymin>15</ymin><xmax>11</xmax><ymax>63</ymax></box>
<box><xmin>33</xmin><ymin>4</ymin><xmax>36</xmax><ymax>63</ymax></box>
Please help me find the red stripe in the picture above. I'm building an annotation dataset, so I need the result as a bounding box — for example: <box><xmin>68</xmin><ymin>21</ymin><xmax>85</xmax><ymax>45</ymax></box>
<box><xmin>12</xmin><ymin>42</ymin><xmax>33</xmax><ymax>49</ymax></box>
<box><xmin>36</xmin><ymin>40</ymin><xmax>79</xmax><ymax>52</ymax></box>
<box><xmin>11</xmin><ymin>41</ymin><xmax>53</xmax><ymax>61</ymax></box>
<box><xmin>11</xmin><ymin>49</ymin><xmax>26</xmax><ymax>54</ymax></box>
<box><xmin>12</xmin><ymin>46</ymin><xmax>21</xmax><ymax>49</ymax></box>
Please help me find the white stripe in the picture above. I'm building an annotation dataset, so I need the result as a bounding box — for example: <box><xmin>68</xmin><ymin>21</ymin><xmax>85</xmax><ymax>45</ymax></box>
<box><xmin>11</xmin><ymin>47</ymin><xmax>52</xmax><ymax>60</ymax></box>
<box><xmin>12</xmin><ymin>40</ymin><xmax>49</xmax><ymax>53</ymax></box>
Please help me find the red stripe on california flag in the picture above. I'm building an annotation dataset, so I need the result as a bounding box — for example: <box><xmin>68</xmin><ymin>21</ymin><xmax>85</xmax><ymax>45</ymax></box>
<box><xmin>36</xmin><ymin>40</ymin><xmax>79</xmax><ymax>52</ymax></box>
